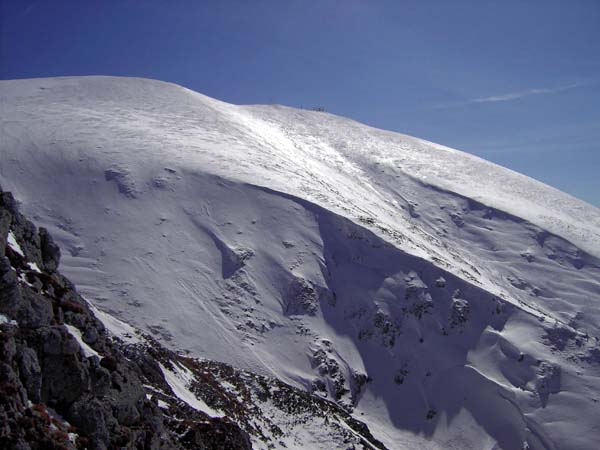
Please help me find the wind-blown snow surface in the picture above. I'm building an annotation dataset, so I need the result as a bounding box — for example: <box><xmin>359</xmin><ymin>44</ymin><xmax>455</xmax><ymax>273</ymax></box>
<box><xmin>1</xmin><ymin>76</ymin><xmax>600</xmax><ymax>450</ymax></box>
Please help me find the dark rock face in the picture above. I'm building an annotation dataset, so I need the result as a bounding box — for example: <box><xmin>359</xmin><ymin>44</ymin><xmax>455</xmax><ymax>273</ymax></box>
<box><xmin>180</xmin><ymin>419</ymin><xmax>254</xmax><ymax>450</ymax></box>
<box><xmin>0</xmin><ymin>190</ymin><xmax>251</xmax><ymax>450</ymax></box>
<box><xmin>38</xmin><ymin>227</ymin><xmax>60</xmax><ymax>273</ymax></box>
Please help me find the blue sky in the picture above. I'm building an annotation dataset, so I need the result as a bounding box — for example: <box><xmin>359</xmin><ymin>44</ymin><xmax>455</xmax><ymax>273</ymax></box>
<box><xmin>2</xmin><ymin>0</ymin><xmax>599</xmax><ymax>205</ymax></box>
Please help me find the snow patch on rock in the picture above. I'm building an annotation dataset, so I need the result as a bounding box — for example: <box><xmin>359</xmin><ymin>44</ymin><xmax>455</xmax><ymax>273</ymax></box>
<box><xmin>159</xmin><ymin>362</ymin><xmax>223</xmax><ymax>418</ymax></box>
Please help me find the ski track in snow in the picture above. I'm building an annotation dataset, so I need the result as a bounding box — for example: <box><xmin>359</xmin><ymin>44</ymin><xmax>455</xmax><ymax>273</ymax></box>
<box><xmin>1</xmin><ymin>76</ymin><xmax>600</xmax><ymax>450</ymax></box>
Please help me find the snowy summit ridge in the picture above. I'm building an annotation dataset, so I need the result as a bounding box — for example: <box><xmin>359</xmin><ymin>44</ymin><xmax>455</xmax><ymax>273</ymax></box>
<box><xmin>1</xmin><ymin>76</ymin><xmax>600</xmax><ymax>450</ymax></box>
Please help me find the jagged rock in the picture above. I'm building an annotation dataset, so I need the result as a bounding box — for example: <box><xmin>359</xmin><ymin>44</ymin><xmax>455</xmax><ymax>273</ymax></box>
<box><xmin>82</xmin><ymin>326</ymin><xmax>99</xmax><ymax>345</ymax></box>
<box><xmin>535</xmin><ymin>361</ymin><xmax>561</xmax><ymax>407</ymax></box>
<box><xmin>0</xmin><ymin>194</ymin><xmax>42</xmax><ymax>267</ymax></box>
<box><xmin>0</xmin><ymin>257</ymin><xmax>20</xmax><ymax>314</ymax></box>
<box><xmin>0</xmin><ymin>192</ymin><xmax>19</xmax><ymax>217</ymax></box>
<box><xmin>373</xmin><ymin>309</ymin><xmax>401</xmax><ymax>347</ymax></box>
<box><xmin>41</xmin><ymin>352</ymin><xmax>90</xmax><ymax>406</ymax></box>
<box><xmin>181</xmin><ymin>419</ymin><xmax>253</xmax><ymax>450</ymax></box>
<box><xmin>285</xmin><ymin>276</ymin><xmax>319</xmax><ymax>316</ymax></box>
<box><xmin>403</xmin><ymin>271</ymin><xmax>434</xmax><ymax>319</ymax></box>
<box><xmin>449</xmin><ymin>290</ymin><xmax>470</xmax><ymax>329</ymax></box>
<box><xmin>38</xmin><ymin>227</ymin><xmax>60</xmax><ymax>273</ymax></box>
<box><xmin>350</xmin><ymin>371</ymin><xmax>371</xmax><ymax>405</ymax></box>
<box><xmin>0</xmin><ymin>210</ymin><xmax>10</xmax><ymax>255</ymax></box>
<box><xmin>543</xmin><ymin>325</ymin><xmax>577</xmax><ymax>351</ymax></box>
<box><xmin>17</xmin><ymin>290</ymin><xmax>53</xmax><ymax>328</ymax></box>
<box><xmin>89</xmin><ymin>363</ymin><xmax>111</xmax><ymax>397</ymax></box>
<box><xmin>69</xmin><ymin>396</ymin><xmax>111</xmax><ymax>449</ymax></box>
<box><xmin>108</xmin><ymin>368</ymin><xmax>145</xmax><ymax>425</ymax></box>
<box><xmin>16</xmin><ymin>347</ymin><xmax>42</xmax><ymax>403</ymax></box>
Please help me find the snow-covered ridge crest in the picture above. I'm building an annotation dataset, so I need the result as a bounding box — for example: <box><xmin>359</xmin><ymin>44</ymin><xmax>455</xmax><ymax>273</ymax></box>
<box><xmin>1</xmin><ymin>76</ymin><xmax>598</xmax><ymax>258</ymax></box>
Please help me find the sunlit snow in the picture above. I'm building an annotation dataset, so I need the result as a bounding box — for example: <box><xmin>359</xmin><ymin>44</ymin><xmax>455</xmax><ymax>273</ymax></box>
<box><xmin>1</xmin><ymin>76</ymin><xmax>599</xmax><ymax>450</ymax></box>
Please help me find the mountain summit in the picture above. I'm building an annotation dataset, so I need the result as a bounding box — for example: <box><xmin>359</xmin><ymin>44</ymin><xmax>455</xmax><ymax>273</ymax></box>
<box><xmin>1</xmin><ymin>76</ymin><xmax>599</xmax><ymax>450</ymax></box>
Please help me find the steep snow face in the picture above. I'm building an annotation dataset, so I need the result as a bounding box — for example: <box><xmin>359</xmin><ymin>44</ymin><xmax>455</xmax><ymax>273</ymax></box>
<box><xmin>1</xmin><ymin>76</ymin><xmax>600</xmax><ymax>450</ymax></box>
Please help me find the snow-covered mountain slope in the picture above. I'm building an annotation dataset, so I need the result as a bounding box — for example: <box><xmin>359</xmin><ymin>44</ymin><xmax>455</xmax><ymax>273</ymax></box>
<box><xmin>1</xmin><ymin>76</ymin><xmax>599</xmax><ymax>450</ymax></box>
<box><xmin>1</xmin><ymin>192</ymin><xmax>382</xmax><ymax>450</ymax></box>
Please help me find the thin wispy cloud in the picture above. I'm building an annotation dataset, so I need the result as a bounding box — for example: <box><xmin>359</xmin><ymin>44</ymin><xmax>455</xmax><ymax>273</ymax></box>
<box><xmin>431</xmin><ymin>83</ymin><xmax>581</xmax><ymax>109</ymax></box>
<box><xmin>471</xmin><ymin>83</ymin><xmax>579</xmax><ymax>103</ymax></box>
